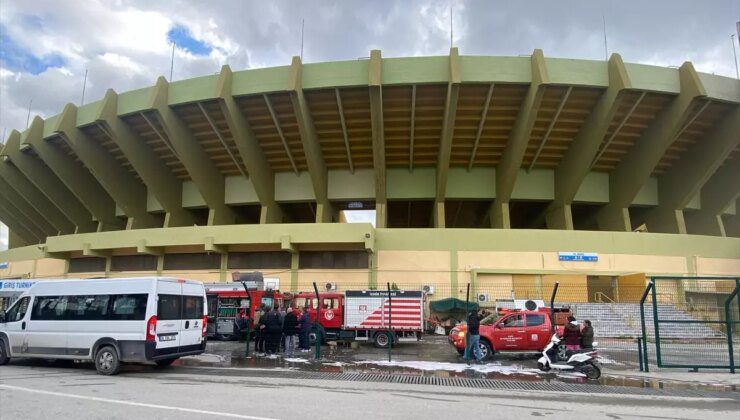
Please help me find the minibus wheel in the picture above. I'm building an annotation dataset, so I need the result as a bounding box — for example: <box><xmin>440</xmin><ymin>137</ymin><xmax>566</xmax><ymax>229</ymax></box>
<box><xmin>95</xmin><ymin>346</ymin><xmax>121</xmax><ymax>375</ymax></box>
<box><xmin>0</xmin><ymin>340</ymin><xmax>9</xmax><ymax>365</ymax></box>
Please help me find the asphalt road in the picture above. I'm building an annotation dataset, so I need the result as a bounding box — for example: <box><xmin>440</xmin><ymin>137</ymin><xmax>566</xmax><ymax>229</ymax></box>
<box><xmin>1</xmin><ymin>362</ymin><xmax>738</xmax><ymax>420</ymax></box>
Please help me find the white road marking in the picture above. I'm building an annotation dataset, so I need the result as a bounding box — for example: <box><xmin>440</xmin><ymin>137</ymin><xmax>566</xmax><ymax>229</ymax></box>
<box><xmin>0</xmin><ymin>384</ymin><xmax>281</xmax><ymax>420</ymax></box>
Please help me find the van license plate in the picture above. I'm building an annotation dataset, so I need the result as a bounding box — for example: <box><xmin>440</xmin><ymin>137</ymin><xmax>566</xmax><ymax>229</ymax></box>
<box><xmin>159</xmin><ymin>335</ymin><xmax>176</xmax><ymax>341</ymax></box>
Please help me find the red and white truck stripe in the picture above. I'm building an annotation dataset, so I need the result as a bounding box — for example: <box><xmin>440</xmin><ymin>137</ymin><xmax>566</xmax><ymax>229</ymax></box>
<box><xmin>344</xmin><ymin>291</ymin><xmax>423</xmax><ymax>331</ymax></box>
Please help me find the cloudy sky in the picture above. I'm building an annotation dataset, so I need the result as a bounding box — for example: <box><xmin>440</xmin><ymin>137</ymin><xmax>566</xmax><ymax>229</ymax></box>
<box><xmin>0</xmin><ymin>0</ymin><xmax>739</xmax><ymax>250</ymax></box>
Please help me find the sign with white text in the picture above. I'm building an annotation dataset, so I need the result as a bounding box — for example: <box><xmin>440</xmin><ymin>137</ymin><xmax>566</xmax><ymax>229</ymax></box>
<box><xmin>558</xmin><ymin>252</ymin><xmax>598</xmax><ymax>262</ymax></box>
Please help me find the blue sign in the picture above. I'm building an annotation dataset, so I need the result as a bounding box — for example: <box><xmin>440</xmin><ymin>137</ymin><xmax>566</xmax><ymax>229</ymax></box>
<box><xmin>0</xmin><ymin>280</ymin><xmax>35</xmax><ymax>291</ymax></box>
<box><xmin>558</xmin><ymin>252</ymin><xmax>598</xmax><ymax>262</ymax></box>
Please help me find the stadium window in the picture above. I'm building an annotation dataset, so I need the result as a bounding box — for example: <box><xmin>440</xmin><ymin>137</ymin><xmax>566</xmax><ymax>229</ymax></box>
<box><xmin>163</xmin><ymin>253</ymin><xmax>220</xmax><ymax>271</ymax></box>
<box><xmin>68</xmin><ymin>257</ymin><xmax>106</xmax><ymax>273</ymax></box>
<box><xmin>341</xmin><ymin>209</ymin><xmax>376</xmax><ymax>227</ymax></box>
<box><xmin>298</xmin><ymin>251</ymin><xmax>369</xmax><ymax>269</ymax></box>
<box><xmin>111</xmin><ymin>255</ymin><xmax>158</xmax><ymax>272</ymax></box>
<box><xmin>227</xmin><ymin>252</ymin><xmax>291</xmax><ymax>269</ymax></box>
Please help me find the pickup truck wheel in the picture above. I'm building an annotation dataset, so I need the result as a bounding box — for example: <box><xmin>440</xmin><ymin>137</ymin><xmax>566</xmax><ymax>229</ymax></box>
<box><xmin>0</xmin><ymin>340</ymin><xmax>9</xmax><ymax>365</ymax></box>
<box><xmin>373</xmin><ymin>332</ymin><xmax>393</xmax><ymax>348</ymax></box>
<box><xmin>479</xmin><ymin>340</ymin><xmax>494</xmax><ymax>360</ymax></box>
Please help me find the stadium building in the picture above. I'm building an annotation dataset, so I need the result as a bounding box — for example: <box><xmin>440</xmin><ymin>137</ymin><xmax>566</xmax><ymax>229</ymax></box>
<box><xmin>0</xmin><ymin>49</ymin><xmax>738</xmax><ymax>308</ymax></box>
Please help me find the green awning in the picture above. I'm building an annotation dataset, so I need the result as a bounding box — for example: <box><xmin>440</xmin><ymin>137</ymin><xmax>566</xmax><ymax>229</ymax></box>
<box><xmin>429</xmin><ymin>298</ymin><xmax>479</xmax><ymax>313</ymax></box>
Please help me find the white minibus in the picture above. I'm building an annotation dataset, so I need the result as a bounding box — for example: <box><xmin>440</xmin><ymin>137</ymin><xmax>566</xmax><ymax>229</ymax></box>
<box><xmin>0</xmin><ymin>277</ymin><xmax>207</xmax><ymax>375</ymax></box>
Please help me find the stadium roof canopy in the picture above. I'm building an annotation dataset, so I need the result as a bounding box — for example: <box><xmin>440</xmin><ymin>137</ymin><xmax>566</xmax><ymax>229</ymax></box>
<box><xmin>0</xmin><ymin>48</ymin><xmax>738</xmax><ymax>248</ymax></box>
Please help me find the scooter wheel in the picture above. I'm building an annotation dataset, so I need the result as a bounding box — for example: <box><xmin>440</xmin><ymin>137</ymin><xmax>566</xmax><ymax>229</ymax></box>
<box><xmin>537</xmin><ymin>362</ymin><xmax>549</xmax><ymax>372</ymax></box>
<box><xmin>585</xmin><ymin>364</ymin><xmax>601</xmax><ymax>380</ymax></box>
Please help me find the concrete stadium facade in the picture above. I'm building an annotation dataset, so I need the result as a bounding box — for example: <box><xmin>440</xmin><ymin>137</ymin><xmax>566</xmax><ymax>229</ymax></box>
<box><xmin>0</xmin><ymin>49</ymin><xmax>738</xmax><ymax>300</ymax></box>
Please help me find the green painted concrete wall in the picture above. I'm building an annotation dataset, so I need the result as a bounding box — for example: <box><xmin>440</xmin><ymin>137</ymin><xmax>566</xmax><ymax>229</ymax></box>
<box><xmin>275</xmin><ymin>171</ymin><xmax>315</xmax><ymax>202</ymax></box>
<box><xmin>328</xmin><ymin>169</ymin><xmax>375</xmax><ymax>200</ymax></box>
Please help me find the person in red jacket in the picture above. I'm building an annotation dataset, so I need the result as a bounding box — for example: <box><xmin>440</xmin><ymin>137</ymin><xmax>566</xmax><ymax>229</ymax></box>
<box><xmin>562</xmin><ymin>315</ymin><xmax>581</xmax><ymax>352</ymax></box>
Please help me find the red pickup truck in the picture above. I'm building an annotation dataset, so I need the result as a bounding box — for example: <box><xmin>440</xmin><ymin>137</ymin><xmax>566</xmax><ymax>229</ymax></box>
<box><xmin>448</xmin><ymin>309</ymin><xmax>565</xmax><ymax>360</ymax></box>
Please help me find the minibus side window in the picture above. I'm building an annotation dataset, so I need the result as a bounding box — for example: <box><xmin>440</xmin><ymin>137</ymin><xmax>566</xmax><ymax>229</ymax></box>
<box><xmin>109</xmin><ymin>294</ymin><xmax>148</xmax><ymax>321</ymax></box>
<box><xmin>4</xmin><ymin>297</ymin><xmax>30</xmax><ymax>322</ymax></box>
<box><xmin>158</xmin><ymin>294</ymin><xmax>182</xmax><ymax>320</ymax></box>
<box><xmin>183</xmin><ymin>296</ymin><xmax>203</xmax><ymax>319</ymax></box>
<box><xmin>31</xmin><ymin>296</ymin><xmax>67</xmax><ymax>320</ymax></box>
<box><xmin>68</xmin><ymin>295</ymin><xmax>110</xmax><ymax>321</ymax></box>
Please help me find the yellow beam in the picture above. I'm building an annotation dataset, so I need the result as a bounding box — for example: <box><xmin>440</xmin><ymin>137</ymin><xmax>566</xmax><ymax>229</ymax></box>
<box><xmin>434</xmin><ymin>47</ymin><xmax>461</xmax><ymax>229</ymax></box>
<box><xmin>216</xmin><ymin>65</ymin><xmax>283</xmax><ymax>223</ymax></box>
<box><xmin>491</xmin><ymin>49</ymin><xmax>550</xmax><ymax>228</ymax></box>
<box><xmin>597</xmin><ymin>62</ymin><xmax>707</xmax><ymax>231</ymax></box>
<box><xmin>369</xmin><ymin>50</ymin><xmax>387</xmax><ymax>228</ymax></box>
<box><xmin>55</xmin><ymin>103</ymin><xmax>160</xmax><ymax>229</ymax></box>
<box><xmin>149</xmin><ymin>77</ymin><xmax>236</xmax><ymax>226</ymax></box>
<box><xmin>288</xmin><ymin>56</ymin><xmax>333</xmax><ymax>223</ymax></box>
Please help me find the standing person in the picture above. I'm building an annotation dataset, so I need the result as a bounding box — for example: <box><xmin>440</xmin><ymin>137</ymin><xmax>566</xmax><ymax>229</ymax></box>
<box><xmin>298</xmin><ymin>307</ymin><xmax>311</xmax><ymax>352</ymax></box>
<box><xmin>580</xmin><ymin>319</ymin><xmax>594</xmax><ymax>349</ymax></box>
<box><xmin>263</xmin><ymin>306</ymin><xmax>282</xmax><ymax>354</ymax></box>
<box><xmin>277</xmin><ymin>306</ymin><xmax>287</xmax><ymax>353</ymax></box>
<box><xmin>562</xmin><ymin>315</ymin><xmax>581</xmax><ymax>352</ymax></box>
<box><xmin>282</xmin><ymin>306</ymin><xmax>299</xmax><ymax>357</ymax></box>
<box><xmin>233</xmin><ymin>310</ymin><xmax>249</xmax><ymax>342</ymax></box>
<box><xmin>466</xmin><ymin>310</ymin><xmax>482</xmax><ymax>365</ymax></box>
<box><xmin>254</xmin><ymin>306</ymin><xmax>267</xmax><ymax>355</ymax></box>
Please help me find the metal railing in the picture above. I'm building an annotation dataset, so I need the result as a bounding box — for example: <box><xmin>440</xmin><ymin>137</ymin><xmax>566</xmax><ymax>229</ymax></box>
<box><xmin>594</xmin><ymin>292</ymin><xmax>615</xmax><ymax>303</ymax></box>
<box><xmin>639</xmin><ymin>276</ymin><xmax>740</xmax><ymax>373</ymax></box>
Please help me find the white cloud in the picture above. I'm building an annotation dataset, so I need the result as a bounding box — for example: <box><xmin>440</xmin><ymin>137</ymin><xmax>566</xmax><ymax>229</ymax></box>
<box><xmin>0</xmin><ymin>0</ymin><xmax>737</xmax><ymax>136</ymax></box>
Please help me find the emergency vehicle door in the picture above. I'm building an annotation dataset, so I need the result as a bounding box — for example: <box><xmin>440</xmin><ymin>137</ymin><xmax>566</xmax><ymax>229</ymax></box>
<box><xmin>492</xmin><ymin>314</ymin><xmax>526</xmax><ymax>349</ymax></box>
<box><xmin>524</xmin><ymin>313</ymin><xmax>549</xmax><ymax>350</ymax></box>
<box><xmin>320</xmin><ymin>297</ymin><xmax>341</xmax><ymax>329</ymax></box>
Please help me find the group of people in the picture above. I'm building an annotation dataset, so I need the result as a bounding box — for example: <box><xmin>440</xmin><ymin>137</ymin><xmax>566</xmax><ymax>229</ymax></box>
<box><xmin>561</xmin><ymin>316</ymin><xmax>594</xmax><ymax>351</ymax></box>
<box><xmin>234</xmin><ymin>305</ymin><xmax>313</xmax><ymax>357</ymax></box>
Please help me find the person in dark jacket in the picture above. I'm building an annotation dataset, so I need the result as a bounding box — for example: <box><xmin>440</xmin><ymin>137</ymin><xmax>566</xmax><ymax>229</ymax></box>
<box><xmin>466</xmin><ymin>310</ymin><xmax>482</xmax><ymax>364</ymax></box>
<box><xmin>580</xmin><ymin>319</ymin><xmax>594</xmax><ymax>349</ymax></box>
<box><xmin>282</xmin><ymin>307</ymin><xmax>299</xmax><ymax>357</ymax></box>
<box><xmin>298</xmin><ymin>307</ymin><xmax>311</xmax><ymax>352</ymax></box>
<box><xmin>233</xmin><ymin>310</ymin><xmax>250</xmax><ymax>341</ymax></box>
<box><xmin>254</xmin><ymin>306</ymin><xmax>267</xmax><ymax>355</ymax></box>
<box><xmin>562</xmin><ymin>315</ymin><xmax>581</xmax><ymax>351</ymax></box>
<box><xmin>262</xmin><ymin>307</ymin><xmax>282</xmax><ymax>354</ymax></box>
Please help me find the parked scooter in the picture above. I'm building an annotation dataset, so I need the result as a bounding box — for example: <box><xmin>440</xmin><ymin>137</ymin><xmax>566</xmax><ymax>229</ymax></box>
<box><xmin>537</xmin><ymin>334</ymin><xmax>601</xmax><ymax>379</ymax></box>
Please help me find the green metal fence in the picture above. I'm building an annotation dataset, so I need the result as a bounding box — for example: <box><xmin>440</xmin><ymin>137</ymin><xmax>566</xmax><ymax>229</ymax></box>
<box><xmin>639</xmin><ymin>276</ymin><xmax>740</xmax><ymax>373</ymax></box>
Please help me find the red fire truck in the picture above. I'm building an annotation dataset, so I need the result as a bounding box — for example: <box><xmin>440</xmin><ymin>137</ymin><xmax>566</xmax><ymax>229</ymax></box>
<box><xmin>295</xmin><ymin>290</ymin><xmax>424</xmax><ymax>347</ymax></box>
<box><xmin>203</xmin><ymin>283</ymin><xmax>288</xmax><ymax>340</ymax></box>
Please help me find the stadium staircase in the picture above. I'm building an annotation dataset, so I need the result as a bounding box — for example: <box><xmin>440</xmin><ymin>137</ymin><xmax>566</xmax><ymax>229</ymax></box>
<box><xmin>569</xmin><ymin>303</ymin><xmax>725</xmax><ymax>339</ymax></box>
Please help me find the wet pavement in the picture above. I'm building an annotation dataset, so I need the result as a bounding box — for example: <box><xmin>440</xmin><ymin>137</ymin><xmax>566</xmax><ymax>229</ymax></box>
<box><xmin>170</xmin><ymin>336</ymin><xmax>738</xmax><ymax>394</ymax></box>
